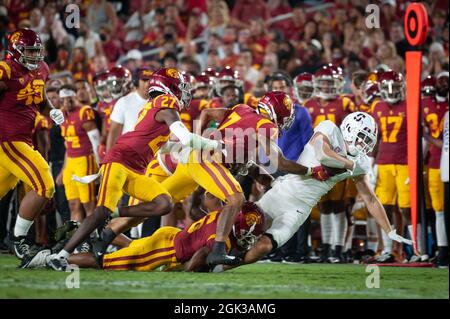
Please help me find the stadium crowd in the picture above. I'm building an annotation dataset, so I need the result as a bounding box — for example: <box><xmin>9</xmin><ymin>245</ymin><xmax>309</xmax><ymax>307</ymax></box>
<box><xmin>0</xmin><ymin>0</ymin><xmax>449</xmax><ymax>268</ymax></box>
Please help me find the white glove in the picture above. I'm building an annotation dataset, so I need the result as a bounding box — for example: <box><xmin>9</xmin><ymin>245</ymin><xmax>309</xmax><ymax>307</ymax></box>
<box><xmin>50</xmin><ymin>109</ymin><xmax>65</xmax><ymax>125</ymax></box>
<box><xmin>72</xmin><ymin>172</ymin><xmax>101</xmax><ymax>184</ymax></box>
<box><xmin>388</xmin><ymin>229</ymin><xmax>414</xmax><ymax>245</ymax></box>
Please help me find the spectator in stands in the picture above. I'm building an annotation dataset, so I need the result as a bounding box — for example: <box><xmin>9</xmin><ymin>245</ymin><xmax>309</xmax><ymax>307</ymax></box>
<box><xmin>179</xmin><ymin>41</ymin><xmax>205</xmax><ymax>71</ymax></box>
<box><xmin>186</xmin><ymin>8</ymin><xmax>206</xmax><ymax>40</ymax></box>
<box><xmin>123</xmin><ymin>1</ymin><xmax>154</xmax><ymax>47</ymax></box>
<box><xmin>162</xmin><ymin>52</ymin><xmax>178</xmax><ymax>69</ymax></box>
<box><xmin>92</xmin><ymin>55</ymin><xmax>109</xmax><ymax>74</ymax></box>
<box><xmin>231</xmin><ymin>0</ymin><xmax>270</xmax><ymax>25</ymax></box>
<box><xmin>70</xmin><ymin>47</ymin><xmax>93</xmax><ymax>82</ymax></box>
<box><xmin>235</xmin><ymin>49</ymin><xmax>261</xmax><ymax>89</ymax></box>
<box><xmin>42</xmin><ymin>3</ymin><xmax>68</xmax><ymax>46</ymax></box>
<box><xmin>389</xmin><ymin>21</ymin><xmax>409</xmax><ymax>58</ymax></box>
<box><xmin>125</xmin><ymin>49</ymin><xmax>144</xmax><ymax>74</ymax></box>
<box><xmin>166</xmin><ymin>3</ymin><xmax>187</xmax><ymax>38</ymax></box>
<box><xmin>74</xmin><ymin>19</ymin><xmax>104</xmax><ymax>60</ymax></box>
<box><xmin>207</xmin><ymin>1</ymin><xmax>229</xmax><ymax>37</ymax></box>
<box><xmin>86</xmin><ymin>0</ymin><xmax>118</xmax><ymax>34</ymax></box>
<box><xmin>29</xmin><ymin>7</ymin><xmax>43</xmax><ymax>35</ymax></box>
<box><xmin>50</xmin><ymin>45</ymin><xmax>68</xmax><ymax>73</ymax></box>
<box><xmin>99</xmin><ymin>25</ymin><xmax>122</xmax><ymax>63</ymax></box>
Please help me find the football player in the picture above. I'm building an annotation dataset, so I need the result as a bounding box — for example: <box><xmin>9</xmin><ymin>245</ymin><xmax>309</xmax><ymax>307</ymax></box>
<box><xmin>57</xmin><ymin>85</ymin><xmax>101</xmax><ymax>223</ymax></box>
<box><xmin>371</xmin><ymin>70</ymin><xmax>419</xmax><ymax>262</ymax></box>
<box><xmin>211</xmin><ymin>66</ymin><xmax>259</xmax><ymax>109</ymax></box>
<box><xmin>180</xmin><ymin>72</ymin><xmax>214</xmax><ymax>132</ymax></box>
<box><xmin>422</xmin><ymin>71</ymin><xmax>449</xmax><ymax>267</ymax></box>
<box><xmin>160</xmin><ymin>91</ymin><xmax>329</xmax><ymax>266</ymax></box>
<box><xmin>293</xmin><ymin>72</ymin><xmax>314</xmax><ymax>106</ymax></box>
<box><xmin>47</xmin><ymin>68</ymin><xmax>222</xmax><ymax>271</ymax></box>
<box><xmin>0</xmin><ymin>29</ymin><xmax>64</xmax><ymax>259</ymax></box>
<box><xmin>268</xmin><ymin>71</ymin><xmax>313</xmax><ymax>160</ymax></box>
<box><xmin>24</xmin><ymin>202</ymin><xmax>266</xmax><ymax>272</ymax></box>
<box><xmin>216</xmin><ymin>112</ymin><xmax>413</xmax><ymax>271</ymax></box>
<box><xmin>93</xmin><ymin>70</ymin><xmax>115</xmax><ymax>161</ymax></box>
<box><xmin>421</xmin><ymin>75</ymin><xmax>436</xmax><ymax>98</ymax></box>
<box><xmin>305</xmin><ymin>64</ymin><xmax>356</xmax><ymax>262</ymax></box>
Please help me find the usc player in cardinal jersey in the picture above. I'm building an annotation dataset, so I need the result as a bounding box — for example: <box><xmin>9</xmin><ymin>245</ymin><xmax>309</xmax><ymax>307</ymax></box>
<box><xmin>47</xmin><ymin>68</ymin><xmax>221</xmax><ymax>271</ymax></box>
<box><xmin>370</xmin><ymin>70</ymin><xmax>418</xmax><ymax>262</ymax></box>
<box><xmin>160</xmin><ymin>91</ymin><xmax>328</xmax><ymax>266</ymax></box>
<box><xmin>0</xmin><ymin>29</ymin><xmax>65</xmax><ymax>259</ymax></box>
<box><xmin>57</xmin><ymin>85</ymin><xmax>101</xmax><ymax>222</ymax></box>
<box><xmin>25</xmin><ymin>202</ymin><xmax>266</xmax><ymax>272</ymax></box>
<box><xmin>93</xmin><ymin>70</ymin><xmax>115</xmax><ymax>161</ymax></box>
<box><xmin>422</xmin><ymin>71</ymin><xmax>449</xmax><ymax>266</ymax></box>
<box><xmin>305</xmin><ymin>64</ymin><xmax>356</xmax><ymax>262</ymax></box>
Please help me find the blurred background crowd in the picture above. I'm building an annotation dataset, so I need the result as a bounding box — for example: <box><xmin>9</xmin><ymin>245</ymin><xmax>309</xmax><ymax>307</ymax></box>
<box><xmin>0</xmin><ymin>0</ymin><xmax>448</xmax><ymax>89</ymax></box>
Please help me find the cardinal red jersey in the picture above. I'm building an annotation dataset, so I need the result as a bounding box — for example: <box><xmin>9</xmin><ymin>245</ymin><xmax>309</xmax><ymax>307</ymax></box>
<box><xmin>216</xmin><ymin>104</ymin><xmax>278</xmax><ymax>164</ymax></box>
<box><xmin>371</xmin><ymin>100</ymin><xmax>408</xmax><ymax>165</ymax></box>
<box><xmin>102</xmin><ymin>94</ymin><xmax>180</xmax><ymax>174</ymax></box>
<box><xmin>97</xmin><ymin>99</ymin><xmax>116</xmax><ymax>133</ymax></box>
<box><xmin>422</xmin><ymin>97</ymin><xmax>449</xmax><ymax>168</ymax></box>
<box><xmin>0</xmin><ymin>59</ymin><xmax>49</xmax><ymax>145</ymax></box>
<box><xmin>180</xmin><ymin>98</ymin><xmax>209</xmax><ymax>132</ymax></box>
<box><xmin>60</xmin><ymin>105</ymin><xmax>96</xmax><ymax>157</ymax></box>
<box><xmin>305</xmin><ymin>95</ymin><xmax>355</xmax><ymax>128</ymax></box>
<box><xmin>173</xmin><ymin>210</ymin><xmax>234</xmax><ymax>262</ymax></box>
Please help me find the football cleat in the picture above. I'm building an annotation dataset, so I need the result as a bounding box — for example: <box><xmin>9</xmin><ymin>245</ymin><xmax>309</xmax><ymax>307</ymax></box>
<box><xmin>91</xmin><ymin>236</ymin><xmax>107</xmax><ymax>265</ymax></box>
<box><xmin>11</xmin><ymin>235</ymin><xmax>30</xmax><ymax>259</ymax></box>
<box><xmin>20</xmin><ymin>248</ymin><xmax>51</xmax><ymax>269</ymax></box>
<box><xmin>318</xmin><ymin>244</ymin><xmax>331</xmax><ymax>263</ymax></box>
<box><xmin>46</xmin><ymin>254</ymin><xmax>70</xmax><ymax>271</ymax></box>
<box><xmin>372</xmin><ymin>252</ymin><xmax>395</xmax><ymax>264</ymax></box>
<box><xmin>74</xmin><ymin>241</ymin><xmax>92</xmax><ymax>254</ymax></box>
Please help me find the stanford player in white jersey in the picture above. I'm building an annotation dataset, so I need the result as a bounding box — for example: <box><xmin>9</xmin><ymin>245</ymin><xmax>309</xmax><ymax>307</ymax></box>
<box><xmin>215</xmin><ymin>112</ymin><xmax>412</xmax><ymax>271</ymax></box>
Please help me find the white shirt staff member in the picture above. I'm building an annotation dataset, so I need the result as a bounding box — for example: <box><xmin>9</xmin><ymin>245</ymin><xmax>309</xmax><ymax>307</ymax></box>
<box><xmin>106</xmin><ymin>68</ymin><xmax>151</xmax><ymax>151</ymax></box>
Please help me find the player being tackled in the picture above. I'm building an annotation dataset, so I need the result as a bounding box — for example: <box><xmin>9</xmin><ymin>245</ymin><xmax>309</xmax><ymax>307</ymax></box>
<box><xmin>216</xmin><ymin>111</ymin><xmax>413</xmax><ymax>271</ymax></box>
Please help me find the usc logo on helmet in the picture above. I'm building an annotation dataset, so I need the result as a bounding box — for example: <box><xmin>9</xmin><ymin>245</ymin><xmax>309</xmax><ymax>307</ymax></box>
<box><xmin>10</xmin><ymin>31</ymin><xmax>21</xmax><ymax>44</ymax></box>
<box><xmin>245</xmin><ymin>211</ymin><xmax>260</xmax><ymax>227</ymax></box>
<box><xmin>166</xmin><ymin>68</ymin><xmax>179</xmax><ymax>79</ymax></box>
<box><xmin>283</xmin><ymin>96</ymin><xmax>293</xmax><ymax>111</ymax></box>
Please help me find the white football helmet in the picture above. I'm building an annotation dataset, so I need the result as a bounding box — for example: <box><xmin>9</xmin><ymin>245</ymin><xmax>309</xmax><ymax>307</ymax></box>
<box><xmin>340</xmin><ymin>112</ymin><xmax>378</xmax><ymax>157</ymax></box>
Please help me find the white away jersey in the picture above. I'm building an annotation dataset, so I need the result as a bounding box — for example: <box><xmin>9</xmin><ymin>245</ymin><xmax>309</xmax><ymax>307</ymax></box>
<box><xmin>258</xmin><ymin>120</ymin><xmax>371</xmax><ymax>217</ymax></box>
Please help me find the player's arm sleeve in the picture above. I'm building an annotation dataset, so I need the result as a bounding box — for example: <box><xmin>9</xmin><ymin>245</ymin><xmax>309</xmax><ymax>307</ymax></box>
<box><xmin>354</xmin><ymin>174</ymin><xmax>393</xmax><ymax>235</ymax></box>
<box><xmin>157</xmin><ymin>106</ymin><xmax>219</xmax><ymax>150</ymax></box>
<box><xmin>312</xmin><ymin>133</ymin><xmax>353</xmax><ymax>169</ymax></box>
<box><xmin>169</xmin><ymin>120</ymin><xmax>218</xmax><ymax>149</ymax></box>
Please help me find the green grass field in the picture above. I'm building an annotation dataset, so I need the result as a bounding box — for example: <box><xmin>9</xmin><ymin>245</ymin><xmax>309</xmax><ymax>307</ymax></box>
<box><xmin>0</xmin><ymin>254</ymin><xmax>448</xmax><ymax>299</ymax></box>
